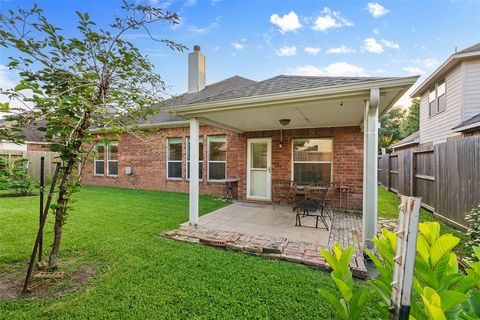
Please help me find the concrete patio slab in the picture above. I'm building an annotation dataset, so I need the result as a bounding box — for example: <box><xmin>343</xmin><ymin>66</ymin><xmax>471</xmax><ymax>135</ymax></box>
<box><xmin>165</xmin><ymin>202</ymin><xmax>367</xmax><ymax>278</ymax></box>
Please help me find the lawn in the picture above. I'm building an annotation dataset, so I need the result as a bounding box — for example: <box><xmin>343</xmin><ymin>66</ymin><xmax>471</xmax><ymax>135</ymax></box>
<box><xmin>378</xmin><ymin>186</ymin><xmax>470</xmax><ymax>258</ymax></box>
<box><xmin>0</xmin><ymin>185</ymin><xmax>382</xmax><ymax>320</ymax></box>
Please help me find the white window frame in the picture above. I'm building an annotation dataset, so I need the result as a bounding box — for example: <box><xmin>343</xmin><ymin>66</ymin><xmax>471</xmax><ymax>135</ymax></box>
<box><xmin>186</xmin><ymin>136</ymin><xmax>204</xmax><ymax>181</ymax></box>
<box><xmin>93</xmin><ymin>143</ymin><xmax>105</xmax><ymax>176</ymax></box>
<box><xmin>207</xmin><ymin>135</ymin><xmax>227</xmax><ymax>181</ymax></box>
<box><xmin>429</xmin><ymin>78</ymin><xmax>446</xmax><ymax>117</ymax></box>
<box><xmin>106</xmin><ymin>141</ymin><xmax>119</xmax><ymax>177</ymax></box>
<box><xmin>167</xmin><ymin>137</ymin><xmax>183</xmax><ymax>180</ymax></box>
<box><xmin>291</xmin><ymin>138</ymin><xmax>334</xmax><ymax>184</ymax></box>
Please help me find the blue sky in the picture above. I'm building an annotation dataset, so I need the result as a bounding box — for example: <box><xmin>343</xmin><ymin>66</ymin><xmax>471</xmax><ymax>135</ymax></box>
<box><xmin>1</xmin><ymin>0</ymin><xmax>479</xmax><ymax>107</ymax></box>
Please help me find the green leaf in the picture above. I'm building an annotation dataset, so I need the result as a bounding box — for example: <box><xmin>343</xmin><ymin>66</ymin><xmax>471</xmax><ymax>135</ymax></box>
<box><xmin>429</xmin><ymin>235</ymin><xmax>460</xmax><ymax>268</ymax></box>
<box><xmin>332</xmin><ymin>276</ymin><xmax>353</xmax><ymax>302</ymax></box>
<box><xmin>0</xmin><ymin>102</ymin><xmax>9</xmax><ymax>112</ymax></box>
<box><xmin>439</xmin><ymin>290</ymin><xmax>469</xmax><ymax>312</ymax></box>
<box><xmin>319</xmin><ymin>289</ymin><xmax>348</xmax><ymax>320</ymax></box>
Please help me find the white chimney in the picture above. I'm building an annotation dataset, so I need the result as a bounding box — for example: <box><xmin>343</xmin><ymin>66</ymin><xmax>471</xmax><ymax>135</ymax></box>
<box><xmin>188</xmin><ymin>45</ymin><xmax>206</xmax><ymax>93</ymax></box>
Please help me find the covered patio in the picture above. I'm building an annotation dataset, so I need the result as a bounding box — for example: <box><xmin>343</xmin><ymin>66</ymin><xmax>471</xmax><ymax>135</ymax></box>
<box><xmin>168</xmin><ymin>75</ymin><xmax>418</xmax><ymax>253</ymax></box>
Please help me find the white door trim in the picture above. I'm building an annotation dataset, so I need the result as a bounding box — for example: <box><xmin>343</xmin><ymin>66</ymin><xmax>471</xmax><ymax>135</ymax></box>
<box><xmin>246</xmin><ymin>138</ymin><xmax>272</xmax><ymax>201</ymax></box>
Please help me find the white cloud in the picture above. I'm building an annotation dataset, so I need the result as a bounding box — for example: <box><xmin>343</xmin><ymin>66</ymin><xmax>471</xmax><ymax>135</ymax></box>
<box><xmin>289</xmin><ymin>62</ymin><xmax>367</xmax><ymax>77</ymax></box>
<box><xmin>304</xmin><ymin>47</ymin><xmax>321</xmax><ymax>55</ymax></box>
<box><xmin>312</xmin><ymin>7</ymin><xmax>353</xmax><ymax>32</ymax></box>
<box><xmin>410</xmin><ymin>58</ymin><xmax>439</xmax><ymax>69</ymax></box>
<box><xmin>183</xmin><ymin>0</ymin><xmax>197</xmax><ymax>7</ymax></box>
<box><xmin>147</xmin><ymin>0</ymin><xmax>173</xmax><ymax>9</ymax></box>
<box><xmin>363</xmin><ymin>38</ymin><xmax>384</xmax><ymax>53</ymax></box>
<box><xmin>276</xmin><ymin>46</ymin><xmax>297</xmax><ymax>57</ymax></box>
<box><xmin>373</xmin><ymin>28</ymin><xmax>380</xmax><ymax>35</ymax></box>
<box><xmin>366</xmin><ymin>2</ymin><xmax>390</xmax><ymax>18</ymax></box>
<box><xmin>270</xmin><ymin>11</ymin><xmax>302</xmax><ymax>33</ymax></box>
<box><xmin>231</xmin><ymin>42</ymin><xmax>244</xmax><ymax>50</ymax></box>
<box><xmin>326</xmin><ymin>45</ymin><xmax>356</xmax><ymax>54</ymax></box>
<box><xmin>381</xmin><ymin>39</ymin><xmax>400</xmax><ymax>49</ymax></box>
<box><xmin>0</xmin><ymin>65</ymin><xmax>17</xmax><ymax>90</ymax></box>
<box><xmin>403</xmin><ymin>66</ymin><xmax>425</xmax><ymax>75</ymax></box>
<box><xmin>186</xmin><ymin>17</ymin><xmax>220</xmax><ymax>35</ymax></box>
<box><xmin>0</xmin><ymin>65</ymin><xmax>33</xmax><ymax>113</ymax></box>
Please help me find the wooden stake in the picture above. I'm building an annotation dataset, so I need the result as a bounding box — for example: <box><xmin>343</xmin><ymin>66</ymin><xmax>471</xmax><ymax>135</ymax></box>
<box><xmin>23</xmin><ymin>162</ymin><xmax>61</xmax><ymax>293</ymax></box>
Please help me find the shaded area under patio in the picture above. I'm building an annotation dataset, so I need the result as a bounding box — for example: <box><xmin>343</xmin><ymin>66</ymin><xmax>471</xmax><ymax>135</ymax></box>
<box><xmin>164</xmin><ymin>202</ymin><xmax>367</xmax><ymax>278</ymax></box>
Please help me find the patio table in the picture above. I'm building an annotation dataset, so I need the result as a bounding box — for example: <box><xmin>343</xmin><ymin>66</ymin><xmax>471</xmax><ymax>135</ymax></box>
<box><xmin>295</xmin><ymin>198</ymin><xmax>329</xmax><ymax>230</ymax></box>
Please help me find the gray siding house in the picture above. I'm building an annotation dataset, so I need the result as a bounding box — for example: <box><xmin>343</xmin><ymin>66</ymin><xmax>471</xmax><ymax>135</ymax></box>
<box><xmin>394</xmin><ymin>43</ymin><xmax>480</xmax><ymax>150</ymax></box>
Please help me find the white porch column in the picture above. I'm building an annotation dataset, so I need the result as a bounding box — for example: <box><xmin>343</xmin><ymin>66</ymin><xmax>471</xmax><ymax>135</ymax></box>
<box><xmin>363</xmin><ymin>88</ymin><xmax>379</xmax><ymax>250</ymax></box>
<box><xmin>189</xmin><ymin>118</ymin><xmax>200</xmax><ymax>226</ymax></box>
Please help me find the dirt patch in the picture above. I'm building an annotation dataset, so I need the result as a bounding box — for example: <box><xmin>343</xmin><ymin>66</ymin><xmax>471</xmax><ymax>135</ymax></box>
<box><xmin>0</xmin><ymin>264</ymin><xmax>96</xmax><ymax>300</ymax></box>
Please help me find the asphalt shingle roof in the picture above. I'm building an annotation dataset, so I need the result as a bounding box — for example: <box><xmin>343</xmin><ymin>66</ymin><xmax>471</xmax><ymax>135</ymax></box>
<box><xmin>452</xmin><ymin>112</ymin><xmax>480</xmax><ymax>131</ymax></box>
<box><xmin>456</xmin><ymin>42</ymin><xmax>480</xmax><ymax>55</ymax></box>
<box><xmin>146</xmin><ymin>75</ymin><xmax>256</xmax><ymax>123</ymax></box>
<box><xmin>392</xmin><ymin>131</ymin><xmax>420</xmax><ymax>149</ymax></box>
<box><xmin>188</xmin><ymin>75</ymin><xmax>396</xmax><ymax>105</ymax></box>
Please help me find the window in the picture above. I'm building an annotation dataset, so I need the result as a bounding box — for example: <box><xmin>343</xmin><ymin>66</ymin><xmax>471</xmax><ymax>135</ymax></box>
<box><xmin>94</xmin><ymin>143</ymin><xmax>105</xmax><ymax>176</ymax></box>
<box><xmin>429</xmin><ymin>79</ymin><xmax>446</xmax><ymax>116</ymax></box>
<box><xmin>186</xmin><ymin>137</ymin><xmax>203</xmax><ymax>180</ymax></box>
<box><xmin>208</xmin><ymin>135</ymin><xmax>226</xmax><ymax>180</ymax></box>
<box><xmin>167</xmin><ymin>138</ymin><xmax>182</xmax><ymax>179</ymax></box>
<box><xmin>437</xmin><ymin>79</ymin><xmax>446</xmax><ymax>112</ymax></box>
<box><xmin>292</xmin><ymin>138</ymin><xmax>333</xmax><ymax>184</ymax></box>
<box><xmin>429</xmin><ymin>87</ymin><xmax>436</xmax><ymax>117</ymax></box>
<box><xmin>107</xmin><ymin>142</ymin><xmax>119</xmax><ymax>176</ymax></box>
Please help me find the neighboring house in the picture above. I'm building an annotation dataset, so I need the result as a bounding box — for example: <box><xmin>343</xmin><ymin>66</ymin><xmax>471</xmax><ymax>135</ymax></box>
<box><xmin>82</xmin><ymin>45</ymin><xmax>418</xmax><ymax>248</ymax></box>
<box><xmin>0</xmin><ymin>119</ymin><xmax>50</xmax><ymax>155</ymax></box>
<box><xmin>394</xmin><ymin>42</ymin><xmax>480</xmax><ymax>150</ymax></box>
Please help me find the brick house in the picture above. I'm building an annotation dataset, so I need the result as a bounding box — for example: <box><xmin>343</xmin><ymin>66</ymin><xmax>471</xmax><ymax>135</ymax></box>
<box><xmin>82</xmin><ymin>45</ymin><xmax>418</xmax><ymax>249</ymax></box>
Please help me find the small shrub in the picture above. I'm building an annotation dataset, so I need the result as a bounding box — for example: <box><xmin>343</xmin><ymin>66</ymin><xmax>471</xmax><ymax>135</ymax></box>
<box><xmin>466</xmin><ymin>205</ymin><xmax>480</xmax><ymax>261</ymax></box>
<box><xmin>0</xmin><ymin>156</ymin><xmax>38</xmax><ymax>195</ymax></box>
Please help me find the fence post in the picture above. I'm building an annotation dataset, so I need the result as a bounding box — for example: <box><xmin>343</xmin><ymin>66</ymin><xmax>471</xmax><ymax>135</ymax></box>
<box><xmin>390</xmin><ymin>195</ymin><xmax>422</xmax><ymax>320</ymax></box>
<box><xmin>409</xmin><ymin>151</ymin><xmax>414</xmax><ymax>197</ymax></box>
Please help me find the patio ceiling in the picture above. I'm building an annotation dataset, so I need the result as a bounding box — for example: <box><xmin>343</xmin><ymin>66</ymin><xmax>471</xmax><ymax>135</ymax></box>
<box><xmin>168</xmin><ymin>76</ymin><xmax>419</xmax><ymax>132</ymax></box>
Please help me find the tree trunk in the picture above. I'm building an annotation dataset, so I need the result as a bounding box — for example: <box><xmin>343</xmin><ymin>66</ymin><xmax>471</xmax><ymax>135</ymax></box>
<box><xmin>48</xmin><ymin>112</ymin><xmax>92</xmax><ymax>269</ymax></box>
<box><xmin>47</xmin><ymin>160</ymin><xmax>74</xmax><ymax>269</ymax></box>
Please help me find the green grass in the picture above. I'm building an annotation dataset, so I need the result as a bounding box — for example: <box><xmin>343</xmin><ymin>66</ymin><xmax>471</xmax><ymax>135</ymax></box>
<box><xmin>0</xmin><ymin>185</ymin><xmax>383</xmax><ymax>320</ymax></box>
<box><xmin>378</xmin><ymin>186</ymin><xmax>470</xmax><ymax>258</ymax></box>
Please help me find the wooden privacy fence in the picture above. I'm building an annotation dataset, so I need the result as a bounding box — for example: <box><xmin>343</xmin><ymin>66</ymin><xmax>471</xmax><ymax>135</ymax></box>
<box><xmin>0</xmin><ymin>149</ymin><xmax>59</xmax><ymax>179</ymax></box>
<box><xmin>378</xmin><ymin>134</ymin><xmax>480</xmax><ymax>230</ymax></box>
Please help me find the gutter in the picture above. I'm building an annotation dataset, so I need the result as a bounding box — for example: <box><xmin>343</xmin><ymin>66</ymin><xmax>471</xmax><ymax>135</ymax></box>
<box><xmin>88</xmin><ymin>120</ymin><xmax>190</xmax><ymax>134</ymax></box>
<box><xmin>452</xmin><ymin>121</ymin><xmax>480</xmax><ymax>133</ymax></box>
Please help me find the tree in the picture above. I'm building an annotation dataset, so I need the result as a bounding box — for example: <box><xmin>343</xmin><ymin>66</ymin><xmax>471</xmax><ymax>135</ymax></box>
<box><xmin>400</xmin><ymin>98</ymin><xmax>420</xmax><ymax>137</ymax></box>
<box><xmin>379</xmin><ymin>106</ymin><xmax>406</xmax><ymax>151</ymax></box>
<box><xmin>0</xmin><ymin>2</ymin><xmax>185</xmax><ymax>268</ymax></box>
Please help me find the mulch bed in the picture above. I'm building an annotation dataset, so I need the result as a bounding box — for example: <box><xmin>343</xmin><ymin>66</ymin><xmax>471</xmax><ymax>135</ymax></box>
<box><xmin>0</xmin><ymin>263</ymin><xmax>96</xmax><ymax>300</ymax></box>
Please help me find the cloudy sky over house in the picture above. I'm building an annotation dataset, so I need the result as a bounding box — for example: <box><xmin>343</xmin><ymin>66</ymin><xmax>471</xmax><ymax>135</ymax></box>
<box><xmin>0</xmin><ymin>0</ymin><xmax>479</xmax><ymax>107</ymax></box>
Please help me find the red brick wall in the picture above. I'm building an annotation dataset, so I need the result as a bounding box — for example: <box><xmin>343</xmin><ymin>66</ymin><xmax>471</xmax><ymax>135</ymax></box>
<box><xmin>82</xmin><ymin>125</ymin><xmax>364</xmax><ymax>210</ymax></box>
<box><xmin>82</xmin><ymin>125</ymin><xmax>243</xmax><ymax>196</ymax></box>
<box><xmin>26</xmin><ymin>143</ymin><xmax>51</xmax><ymax>152</ymax></box>
<box><xmin>241</xmin><ymin>126</ymin><xmax>364</xmax><ymax>210</ymax></box>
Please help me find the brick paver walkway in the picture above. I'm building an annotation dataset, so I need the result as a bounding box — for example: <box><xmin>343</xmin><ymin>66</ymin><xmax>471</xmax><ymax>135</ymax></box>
<box><xmin>164</xmin><ymin>210</ymin><xmax>368</xmax><ymax>278</ymax></box>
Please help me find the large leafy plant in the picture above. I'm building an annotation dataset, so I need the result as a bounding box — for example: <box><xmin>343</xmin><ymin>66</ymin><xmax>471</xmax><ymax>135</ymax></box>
<box><xmin>319</xmin><ymin>242</ymin><xmax>371</xmax><ymax>320</ymax></box>
<box><xmin>366</xmin><ymin>222</ymin><xmax>478</xmax><ymax>320</ymax></box>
